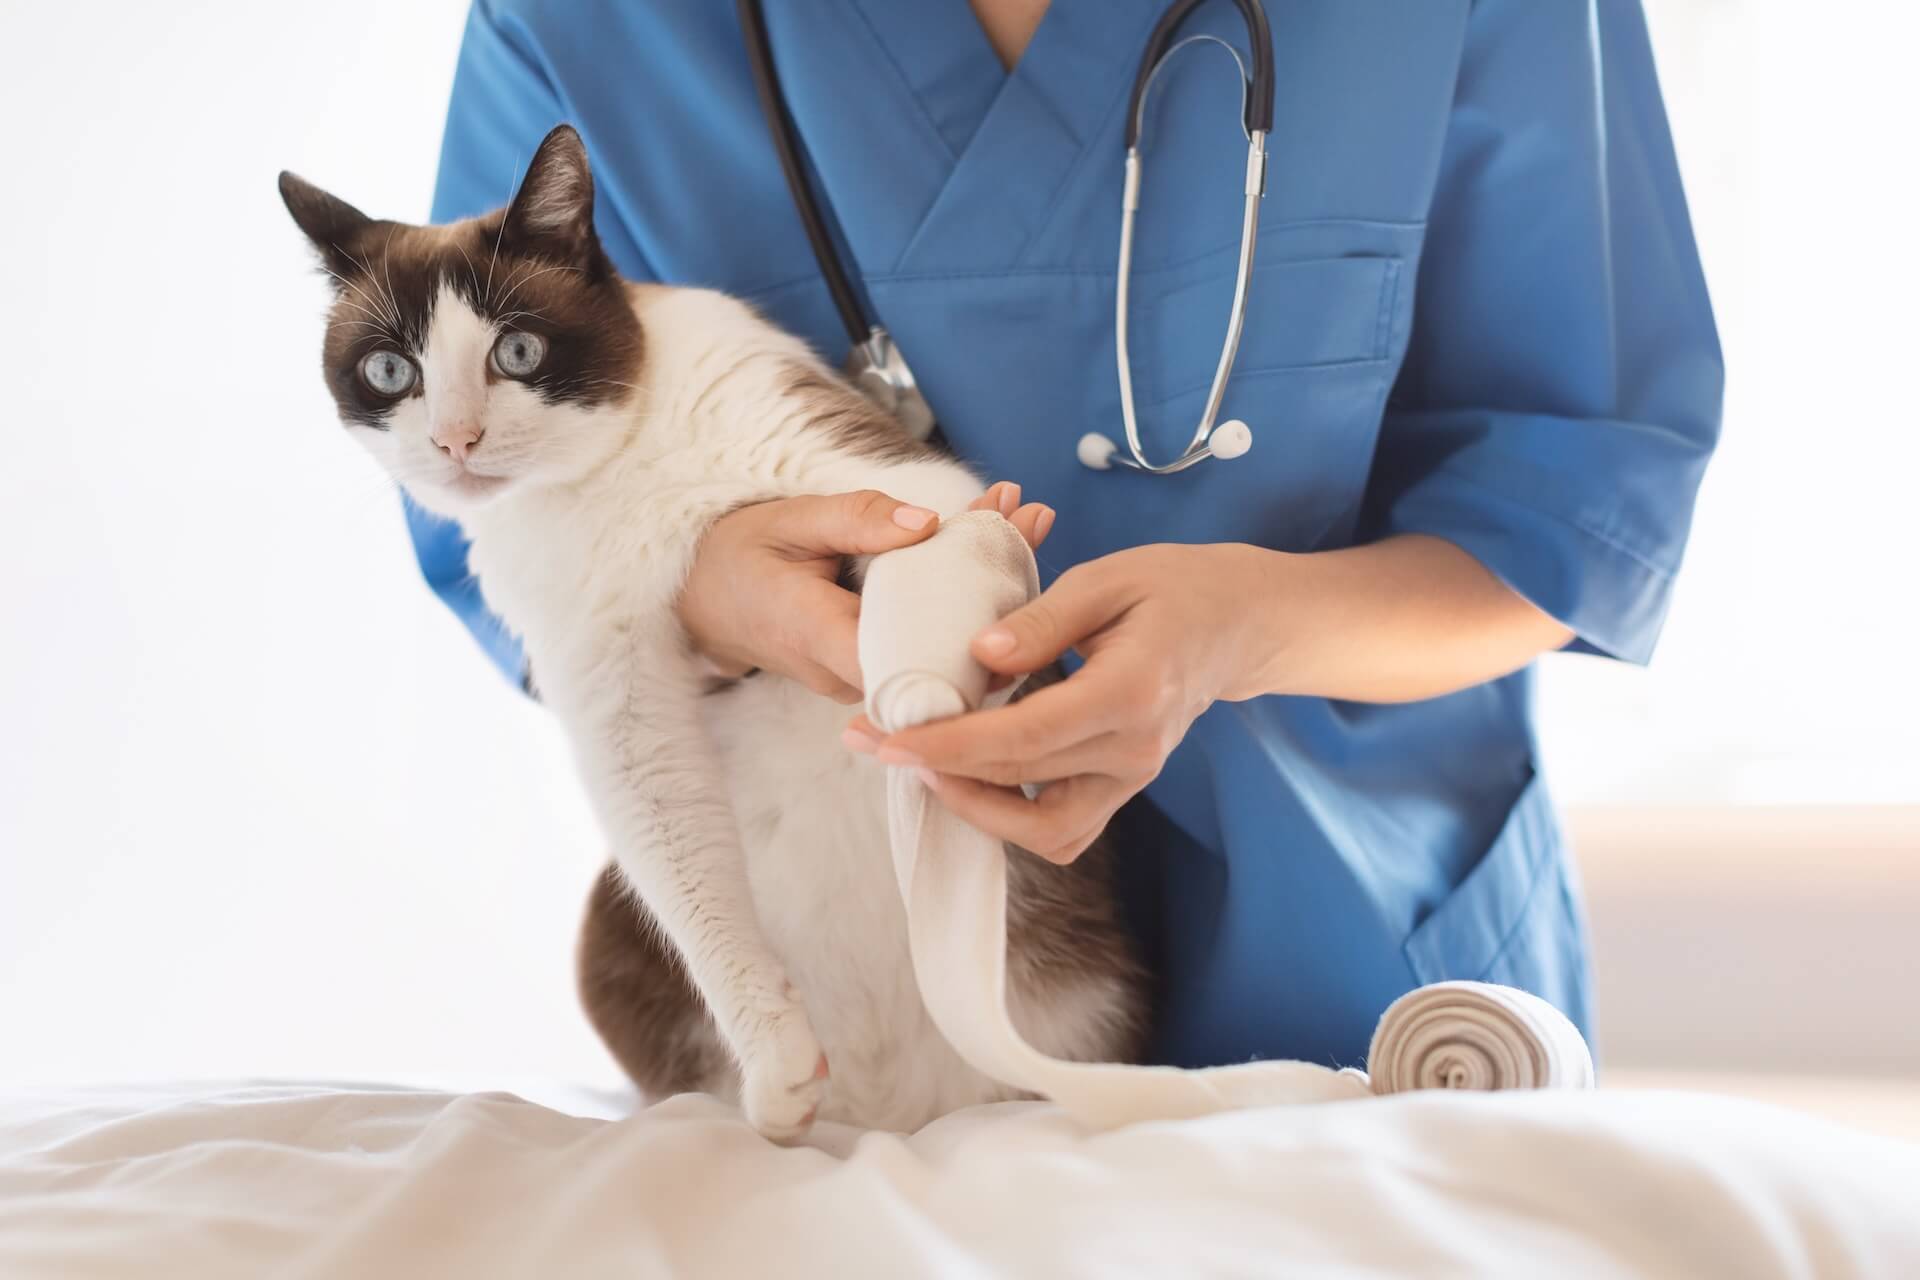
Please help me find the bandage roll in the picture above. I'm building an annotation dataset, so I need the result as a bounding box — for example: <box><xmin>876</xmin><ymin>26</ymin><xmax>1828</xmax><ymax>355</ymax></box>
<box><xmin>1366</xmin><ymin>980</ymin><xmax>1596</xmax><ymax>1095</ymax></box>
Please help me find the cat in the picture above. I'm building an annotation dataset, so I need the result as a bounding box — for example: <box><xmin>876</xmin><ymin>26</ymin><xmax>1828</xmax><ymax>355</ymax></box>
<box><xmin>280</xmin><ymin>124</ymin><xmax>1146</xmax><ymax>1139</ymax></box>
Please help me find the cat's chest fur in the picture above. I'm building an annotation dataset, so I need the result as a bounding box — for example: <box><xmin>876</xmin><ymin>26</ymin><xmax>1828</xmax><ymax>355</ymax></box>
<box><xmin>704</xmin><ymin>677</ymin><xmax>1010</xmax><ymax>1124</ymax></box>
<box><xmin>458</xmin><ymin>289</ymin><xmax>1020</xmax><ymax>1126</ymax></box>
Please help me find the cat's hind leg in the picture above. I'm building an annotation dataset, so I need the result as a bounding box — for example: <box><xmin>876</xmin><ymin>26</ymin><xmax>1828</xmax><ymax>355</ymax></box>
<box><xmin>576</xmin><ymin>864</ymin><xmax>735</xmax><ymax>1104</ymax></box>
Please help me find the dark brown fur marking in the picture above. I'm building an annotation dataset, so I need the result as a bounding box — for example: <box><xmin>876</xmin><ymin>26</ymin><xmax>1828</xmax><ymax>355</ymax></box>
<box><xmin>576</xmin><ymin>865</ymin><xmax>733</xmax><ymax>1098</ymax></box>
<box><xmin>780</xmin><ymin>366</ymin><xmax>946</xmax><ymax>465</ymax></box>
<box><xmin>280</xmin><ymin>127</ymin><xmax>643</xmax><ymax>433</ymax></box>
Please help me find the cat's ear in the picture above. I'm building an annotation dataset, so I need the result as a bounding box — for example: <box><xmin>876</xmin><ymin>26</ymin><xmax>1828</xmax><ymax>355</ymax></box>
<box><xmin>278</xmin><ymin>171</ymin><xmax>374</xmax><ymax>275</ymax></box>
<box><xmin>501</xmin><ymin>124</ymin><xmax>603</xmax><ymax>271</ymax></box>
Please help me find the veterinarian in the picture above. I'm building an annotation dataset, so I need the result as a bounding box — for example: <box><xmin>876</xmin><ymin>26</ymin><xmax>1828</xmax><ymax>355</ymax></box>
<box><xmin>417</xmin><ymin>0</ymin><xmax>1720</xmax><ymax>1069</ymax></box>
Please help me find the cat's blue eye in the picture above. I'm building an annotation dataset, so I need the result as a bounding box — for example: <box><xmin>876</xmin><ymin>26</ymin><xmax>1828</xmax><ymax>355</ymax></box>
<box><xmin>491</xmin><ymin>330</ymin><xmax>547</xmax><ymax>378</ymax></box>
<box><xmin>359</xmin><ymin>349</ymin><xmax>417</xmax><ymax>397</ymax></box>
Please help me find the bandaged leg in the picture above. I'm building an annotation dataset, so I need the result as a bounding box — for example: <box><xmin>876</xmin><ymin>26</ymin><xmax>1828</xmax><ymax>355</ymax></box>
<box><xmin>858</xmin><ymin>511</ymin><xmax>1592</xmax><ymax>1130</ymax></box>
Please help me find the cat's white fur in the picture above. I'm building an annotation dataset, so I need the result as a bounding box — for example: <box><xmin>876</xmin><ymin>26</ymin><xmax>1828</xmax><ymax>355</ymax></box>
<box><xmin>361</xmin><ymin>281</ymin><xmax>1117</xmax><ymax>1137</ymax></box>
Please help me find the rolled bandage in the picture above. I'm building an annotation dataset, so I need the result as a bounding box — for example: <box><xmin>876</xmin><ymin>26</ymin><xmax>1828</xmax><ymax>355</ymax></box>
<box><xmin>1367</xmin><ymin>980</ymin><xmax>1596</xmax><ymax>1094</ymax></box>
<box><xmin>858</xmin><ymin>510</ymin><xmax>1595</xmax><ymax>1130</ymax></box>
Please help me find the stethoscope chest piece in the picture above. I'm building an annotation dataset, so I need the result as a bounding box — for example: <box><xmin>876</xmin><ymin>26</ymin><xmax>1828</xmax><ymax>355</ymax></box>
<box><xmin>846</xmin><ymin>326</ymin><xmax>936</xmax><ymax>443</ymax></box>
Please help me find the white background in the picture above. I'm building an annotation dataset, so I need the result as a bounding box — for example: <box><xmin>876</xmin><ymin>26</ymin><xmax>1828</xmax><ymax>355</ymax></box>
<box><xmin>1</xmin><ymin>2</ymin><xmax>1914</xmax><ymax>1088</ymax></box>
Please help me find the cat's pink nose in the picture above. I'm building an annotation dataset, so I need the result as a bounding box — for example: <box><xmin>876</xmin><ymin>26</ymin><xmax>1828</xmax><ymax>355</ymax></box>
<box><xmin>432</xmin><ymin>422</ymin><xmax>483</xmax><ymax>462</ymax></box>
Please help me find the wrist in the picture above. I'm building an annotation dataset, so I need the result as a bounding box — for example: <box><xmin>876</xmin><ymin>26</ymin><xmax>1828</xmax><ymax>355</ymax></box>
<box><xmin>1212</xmin><ymin>543</ymin><xmax>1306</xmax><ymax>702</ymax></box>
<box><xmin>676</xmin><ymin>599</ymin><xmax>742</xmax><ymax>677</ymax></box>
<box><xmin>675</xmin><ymin>549</ymin><xmax>754</xmax><ymax>678</ymax></box>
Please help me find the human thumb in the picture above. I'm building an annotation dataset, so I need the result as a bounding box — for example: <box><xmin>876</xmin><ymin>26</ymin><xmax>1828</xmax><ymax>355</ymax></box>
<box><xmin>775</xmin><ymin>489</ymin><xmax>940</xmax><ymax>556</ymax></box>
<box><xmin>970</xmin><ymin>567</ymin><xmax>1117</xmax><ymax>675</ymax></box>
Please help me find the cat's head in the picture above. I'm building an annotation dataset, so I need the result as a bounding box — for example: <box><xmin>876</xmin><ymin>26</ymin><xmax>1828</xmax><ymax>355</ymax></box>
<box><xmin>280</xmin><ymin>125</ymin><xmax>641</xmax><ymax>518</ymax></box>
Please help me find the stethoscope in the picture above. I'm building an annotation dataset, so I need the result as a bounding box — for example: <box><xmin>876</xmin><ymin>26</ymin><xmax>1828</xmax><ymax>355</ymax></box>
<box><xmin>739</xmin><ymin>0</ymin><xmax>1275</xmax><ymax>475</ymax></box>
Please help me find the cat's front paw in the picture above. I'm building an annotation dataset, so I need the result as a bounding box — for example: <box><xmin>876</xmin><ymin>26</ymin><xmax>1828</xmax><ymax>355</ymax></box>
<box><xmin>740</xmin><ymin>1001</ymin><xmax>830</xmax><ymax>1144</ymax></box>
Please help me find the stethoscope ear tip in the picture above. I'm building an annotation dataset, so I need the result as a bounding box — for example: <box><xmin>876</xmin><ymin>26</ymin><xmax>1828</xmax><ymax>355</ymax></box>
<box><xmin>1208</xmin><ymin>419</ymin><xmax>1252</xmax><ymax>461</ymax></box>
<box><xmin>1077</xmin><ymin>432</ymin><xmax>1119</xmax><ymax>471</ymax></box>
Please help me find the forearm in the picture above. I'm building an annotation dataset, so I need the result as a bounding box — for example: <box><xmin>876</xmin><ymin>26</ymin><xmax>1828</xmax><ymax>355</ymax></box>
<box><xmin>1233</xmin><ymin>535</ymin><xmax>1574</xmax><ymax>704</ymax></box>
<box><xmin>861</xmin><ymin>532</ymin><xmax>1575</xmax><ymax>852</ymax></box>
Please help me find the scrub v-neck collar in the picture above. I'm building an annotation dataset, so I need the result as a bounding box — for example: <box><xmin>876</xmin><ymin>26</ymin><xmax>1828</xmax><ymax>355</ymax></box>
<box><xmin>761</xmin><ymin>0</ymin><xmax>1163</xmax><ymax>277</ymax></box>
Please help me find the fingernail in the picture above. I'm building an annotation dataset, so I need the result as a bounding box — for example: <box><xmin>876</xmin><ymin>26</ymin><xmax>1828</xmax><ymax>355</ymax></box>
<box><xmin>841</xmin><ymin>726</ymin><xmax>878</xmax><ymax>753</ymax></box>
<box><xmin>1034</xmin><ymin>506</ymin><xmax>1055</xmax><ymax>542</ymax></box>
<box><xmin>998</xmin><ymin>485</ymin><xmax>1020</xmax><ymax>515</ymax></box>
<box><xmin>914</xmin><ymin>768</ymin><xmax>940</xmax><ymax>789</ymax></box>
<box><xmin>975</xmin><ymin>626</ymin><xmax>1016</xmax><ymax>656</ymax></box>
<box><xmin>892</xmin><ymin>506</ymin><xmax>936</xmax><ymax>531</ymax></box>
<box><xmin>877</xmin><ymin>746</ymin><xmax>924</xmax><ymax>767</ymax></box>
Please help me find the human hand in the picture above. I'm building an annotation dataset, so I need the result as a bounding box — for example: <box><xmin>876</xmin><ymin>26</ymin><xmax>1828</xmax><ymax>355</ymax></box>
<box><xmin>842</xmin><ymin>543</ymin><xmax>1277</xmax><ymax>860</ymax></box>
<box><xmin>677</xmin><ymin>481</ymin><xmax>1056</xmax><ymax>703</ymax></box>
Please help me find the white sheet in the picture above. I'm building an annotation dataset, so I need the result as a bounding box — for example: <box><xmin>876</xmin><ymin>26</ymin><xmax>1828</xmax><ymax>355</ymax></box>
<box><xmin>4</xmin><ymin>1082</ymin><xmax>1917</xmax><ymax>1278</ymax></box>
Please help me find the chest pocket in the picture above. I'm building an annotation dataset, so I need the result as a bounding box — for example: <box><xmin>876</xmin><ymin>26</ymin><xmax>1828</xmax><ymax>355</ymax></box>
<box><xmin>1124</xmin><ymin>253</ymin><xmax>1404</xmax><ymax>549</ymax></box>
<box><xmin>1138</xmin><ymin>255</ymin><xmax>1401</xmax><ymax>408</ymax></box>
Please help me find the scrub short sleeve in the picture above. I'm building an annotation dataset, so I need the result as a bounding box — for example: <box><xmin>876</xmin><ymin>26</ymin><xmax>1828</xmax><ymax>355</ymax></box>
<box><xmin>1361</xmin><ymin>0</ymin><xmax>1723</xmax><ymax>664</ymax></box>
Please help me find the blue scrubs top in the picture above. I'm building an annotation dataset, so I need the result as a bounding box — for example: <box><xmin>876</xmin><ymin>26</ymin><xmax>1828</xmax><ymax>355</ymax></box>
<box><xmin>421</xmin><ymin>0</ymin><xmax>1721</xmax><ymax>1070</ymax></box>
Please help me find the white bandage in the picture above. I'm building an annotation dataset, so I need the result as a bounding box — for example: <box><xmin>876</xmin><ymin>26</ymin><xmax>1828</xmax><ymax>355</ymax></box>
<box><xmin>858</xmin><ymin>511</ymin><xmax>1593</xmax><ymax>1129</ymax></box>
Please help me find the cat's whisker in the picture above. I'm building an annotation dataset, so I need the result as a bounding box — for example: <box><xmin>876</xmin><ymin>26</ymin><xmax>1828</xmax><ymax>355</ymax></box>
<box><xmin>326</xmin><ymin>321</ymin><xmax>394</xmax><ymax>343</ymax></box>
<box><xmin>322</xmin><ymin>269</ymin><xmax>401</xmax><ymax>333</ymax></box>
<box><xmin>483</xmin><ymin>150</ymin><xmax>523</xmax><ymax>306</ymax></box>
<box><xmin>493</xmin><ymin>308</ymin><xmax>552</xmax><ymax>329</ymax></box>
<box><xmin>331</xmin><ymin>323</ymin><xmax>396</xmax><ymax>347</ymax></box>
<box><xmin>379</xmin><ymin>231</ymin><xmax>406</xmax><ymax>339</ymax></box>
<box><xmin>326</xmin><ymin>296</ymin><xmax>384</xmax><ymax>324</ymax></box>
<box><xmin>344</xmin><ymin>248</ymin><xmax>405</xmax><ymax>334</ymax></box>
<box><xmin>494</xmin><ymin>262</ymin><xmax>583</xmax><ymax>314</ymax></box>
<box><xmin>337</xmin><ymin>252</ymin><xmax>398</xmax><ymax>327</ymax></box>
<box><xmin>582</xmin><ymin>378</ymin><xmax>646</xmax><ymax>397</ymax></box>
<box><xmin>451</xmin><ymin>240</ymin><xmax>482</xmax><ymax>303</ymax></box>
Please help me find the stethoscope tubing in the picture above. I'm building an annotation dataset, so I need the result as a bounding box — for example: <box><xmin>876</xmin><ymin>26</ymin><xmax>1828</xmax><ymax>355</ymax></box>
<box><xmin>736</xmin><ymin>0</ymin><xmax>871</xmax><ymax>351</ymax></box>
<box><xmin>1127</xmin><ymin>0</ymin><xmax>1275</xmax><ymax>145</ymax></box>
<box><xmin>739</xmin><ymin>0</ymin><xmax>1275</xmax><ymax>474</ymax></box>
